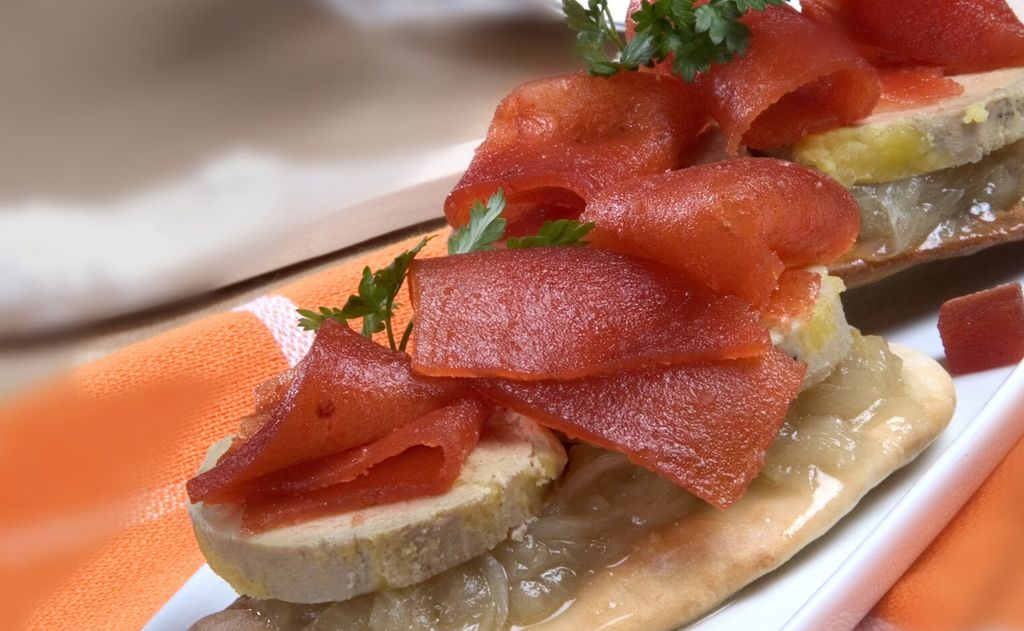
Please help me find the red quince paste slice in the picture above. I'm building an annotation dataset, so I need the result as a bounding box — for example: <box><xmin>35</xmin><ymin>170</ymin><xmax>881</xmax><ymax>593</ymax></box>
<box><xmin>763</xmin><ymin>269</ymin><xmax>823</xmax><ymax>329</ymax></box>
<box><xmin>408</xmin><ymin>247</ymin><xmax>771</xmax><ymax>380</ymax></box>
<box><xmin>875</xmin><ymin>65</ymin><xmax>965</xmax><ymax>112</ymax></box>
<box><xmin>842</xmin><ymin>0</ymin><xmax>1024</xmax><ymax>74</ymax></box>
<box><xmin>445</xmin><ymin>72</ymin><xmax>707</xmax><ymax>235</ymax></box>
<box><xmin>187</xmin><ymin>321</ymin><xmax>466</xmax><ymax>504</ymax></box>
<box><xmin>939</xmin><ymin>283</ymin><xmax>1024</xmax><ymax>375</ymax></box>
<box><xmin>693</xmin><ymin>4</ymin><xmax>879</xmax><ymax>153</ymax></box>
<box><xmin>240</xmin><ymin>398</ymin><xmax>489</xmax><ymax>533</ymax></box>
<box><xmin>474</xmin><ymin>346</ymin><xmax>806</xmax><ymax>509</ymax></box>
<box><xmin>583</xmin><ymin>158</ymin><xmax>860</xmax><ymax>308</ymax></box>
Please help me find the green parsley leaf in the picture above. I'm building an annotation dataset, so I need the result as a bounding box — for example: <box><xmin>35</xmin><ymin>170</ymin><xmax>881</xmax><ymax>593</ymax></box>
<box><xmin>563</xmin><ymin>0</ymin><xmax>599</xmax><ymax>34</ymax></box>
<box><xmin>563</xmin><ymin>0</ymin><xmax>785</xmax><ymax>82</ymax></box>
<box><xmin>296</xmin><ymin>236</ymin><xmax>432</xmax><ymax>350</ymax></box>
<box><xmin>447</xmin><ymin>188</ymin><xmax>508</xmax><ymax>255</ymax></box>
<box><xmin>299</xmin><ymin>189</ymin><xmax>598</xmax><ymax>351</ymax></box>
<box><xmin>506</xmin><ymin>219</ymin><xmax>596</xmax><ymax>250</ymax></box>
<box><xmin>620</xmin><ymin>31</ymin><xmax>658</xmax><ymax>67</ymax></box>
<box><xmin>735</xmin><ymin>0</ymin><xmax>771</xmax><ymax>11</ymax></box>
<box><xmin>562</xmin><ymin>0</ymin><xmax>638</xmax><ymax>76</ymax></box>
<box><xmin>297</xmin><ymin>306</ymin><xmax>347</xmax><ymax>332</ymax></box>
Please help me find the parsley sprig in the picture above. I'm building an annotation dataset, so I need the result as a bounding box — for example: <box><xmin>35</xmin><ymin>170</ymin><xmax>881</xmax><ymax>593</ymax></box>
<box><xmin>564</xmin><ymin>0</ymin><xmax>784</xmax><ymax>81</ymax></box>
<box><xmin>447</xmin><ymin>189</ymin><xmax>507</xmax><ymax>255</ymax></box>
<box><xmin>297</xmin><ymin>236</ymin><xmax>431</xmax><ymax>351</ymax></box>
<box><xmin>297</xmin><ymin>189</ymin><xmax>595</xmax><ymax>349</ymax></box>
<box><xmin>507</xmin><ymin>219</ymin><xmax>595</xmax><ymax>249</ymax></box>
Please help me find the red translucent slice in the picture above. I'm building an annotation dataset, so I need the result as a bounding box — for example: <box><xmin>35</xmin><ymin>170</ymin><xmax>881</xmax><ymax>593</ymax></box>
<box><xmin>764</xmin><ymin>269</ymin><xmax>823</xmax><ymax>330</ymax></box>
<box><xmin>800</xmin><ymin>0</ymin><xmax>843</xmax><ymax>26</ymax></box>
<box><xmin>939</xmin><ymin>283</ymin><xmax>1024</xmax><ymax>375</ymax></box>
<box><xmin>445</xmin><ymin>72</ymin><xmax>707</xmax><ymax>230</ymax></box>
<box><xmin>240</xmin><ymin>399</ymin><xmax>489</xmax><ymax>533</ymax></box>
<box><xmin>408</xmin><ymin>248</ymin><xmax>770</xmax><ymax>380</ymax></box>
<box><xmin>843</xmin><ymin>0</ymin><xmax>1024</xmax><ymax>74</ymax></box>
<box><xmin>874</xmin><ymin>65</ymin><xmax>965</xmax><ymax>112</ymax></box>
<box><xmin>475</xmin><ymin>347</ymin><xmax>806</xmax><ymax>508</ymax></box>
<box><xmin>694</xmin><ymin>4</ymin><xmax>879</xmax><ymax>153</ymax></box>
<box><xmin>583</xmin><ymin>158</ymin><xmax>859</xmax><ymax>308</ymax></box>
<box><xmin>187</xmin><ymin>321</ymin><xmax>465</xmax><ymax>504</ymax></box>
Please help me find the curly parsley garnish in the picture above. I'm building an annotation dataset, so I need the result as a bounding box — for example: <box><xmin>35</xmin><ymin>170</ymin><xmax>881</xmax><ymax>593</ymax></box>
<box><xmin>297</xmin><ymin>236</ymin><xmax>431</xmax><ymax>351</ymax></box>
<box><xmin>447</xmin><ymin>189</ymin><xmax>508</xmax><ymax>255</ymax></box>
<box><xmin>564</xmin><ymin>0</ymin><xmax>784</xmax><ymax>81</ymax></box>
<box><xmin>298</xmin><ymin>189</ymin><xmax>595</xmax><ymax>348</ymax></box>
<box><xmin>506</xmin><ymin>219</ymin><xmax>595</xmax><ymax>250</ymax></box>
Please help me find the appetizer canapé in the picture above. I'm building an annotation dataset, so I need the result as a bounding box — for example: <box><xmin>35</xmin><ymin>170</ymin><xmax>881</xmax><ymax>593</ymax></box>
<box><xmin>189</xmin><ymin>159</ymin><xmax>954</xmax><ymax>630</ymax></box>
<box><xmin>710</xmin><ymin>0</ymin><xmax>1024</xmax><ymax>284</ymax></box>
<box><xmin>488</xmin><ymin>0</ymin><xmax>1024</xmax><ymax>286</ymax></box>
<box><xmin>193</xmin><ymin>333</ymin><xmax>951</xmax><ymax>630</ymax></box>
<box><xmin>793</xmin><ymin>0</ymin><xmax>1024</xmax><ymax>283</ymax></box>
<box><xmin>181</xmin><ymin>1</ymin><xmax>1011</xmax><ymax>629</ymax></box>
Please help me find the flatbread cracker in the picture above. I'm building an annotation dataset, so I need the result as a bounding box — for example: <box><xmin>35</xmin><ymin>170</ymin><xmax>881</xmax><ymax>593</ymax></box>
<box><xmin>832</xmin><ymin>202</ymin><xmax>1024</xmax><ymax>288</ymax></box>
<box><xmin>191</xmin><ymin>346</ymin><xmax>955</xmax><ymax>631</ymax></box>
<box><xmin>534</xmin><ymin>345</ymin><xmax>953</xmax><ymax>631</ymax></box>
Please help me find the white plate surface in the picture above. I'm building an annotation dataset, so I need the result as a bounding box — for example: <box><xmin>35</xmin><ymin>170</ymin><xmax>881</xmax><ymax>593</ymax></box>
<box><xmin>143</xmin><ymin>173</ymin><xmax>1024</xmax><ymax>631</ymax></box>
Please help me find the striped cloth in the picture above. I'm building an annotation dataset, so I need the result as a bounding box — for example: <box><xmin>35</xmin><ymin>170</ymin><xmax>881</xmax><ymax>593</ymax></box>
<box><xmin>0</xmin><ymin>227</ymin><xmax>1020</xmax><ymax>631</ymax></box>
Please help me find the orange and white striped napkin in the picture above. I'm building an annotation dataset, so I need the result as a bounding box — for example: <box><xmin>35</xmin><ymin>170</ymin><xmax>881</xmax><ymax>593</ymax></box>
<box><xmin>0</xmin><ymin>228</ymin><xmax>1020</xmax><ymax>631</ymax></box>
<box><xmin>0</xmin><ymin>230</ymin><xmax>445</xmax><ymax>631</ymax></box>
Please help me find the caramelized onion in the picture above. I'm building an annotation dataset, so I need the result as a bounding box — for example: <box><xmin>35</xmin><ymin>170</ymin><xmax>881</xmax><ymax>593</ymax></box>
<box><xmin>853</xmin><ymin>138</ymin><xmax>1024</xmax><ymax>257</ymax></box>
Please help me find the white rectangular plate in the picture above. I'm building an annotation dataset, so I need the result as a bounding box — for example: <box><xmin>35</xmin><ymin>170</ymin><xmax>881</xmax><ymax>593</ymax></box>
<box><xmin>144</xmin><ymin>181</ymin><xmax>1024</xmax><ymax>631</ymax></box>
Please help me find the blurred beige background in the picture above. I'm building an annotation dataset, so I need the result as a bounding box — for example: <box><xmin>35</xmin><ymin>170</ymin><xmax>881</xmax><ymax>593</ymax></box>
<box><xmin>0</xmin><ymin>0</ymin><xmax>572</xmax><ymax>199</ymax></box>
<box><xmin>0</xmin><ymin>0</ymin><xmax>576</xmax><ymax>393</ymax></box>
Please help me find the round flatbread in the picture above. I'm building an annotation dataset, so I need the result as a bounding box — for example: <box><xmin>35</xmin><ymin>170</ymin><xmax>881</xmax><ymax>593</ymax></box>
<box><xmin>534</xmin><ymin>345</ymin><xmax>955</xmax><ymax>631</ymax></box>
